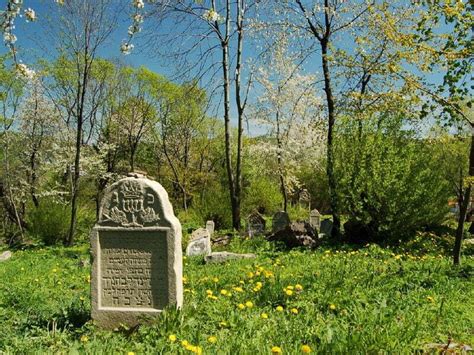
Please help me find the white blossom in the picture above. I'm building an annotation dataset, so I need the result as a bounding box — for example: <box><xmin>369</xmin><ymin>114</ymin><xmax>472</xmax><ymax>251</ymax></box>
<box><xmin>203</xmin><ymin>9</ymin><xmax>222</xmax><ymax>22</ymax></box>
<box><xmin>3</xmin><ymin>32</ymin><xmax>17</xmax><ymax>44</ymax></box>
<box><xmin>24</xmin><ymin>8</ymin><xmax>36</xmax><ymax>22</ymax></box>
<box><xmin>133</xmin><ymin>0</ymin><xmax>144</xmax><ymax>9</ymax></box>
<box><xmin>120</xmin><ymin>42</ymin><xmax>134</xmax><ymax>55</ymax></box>
<box><xmin>16</xmin><ymin>63</ymin><xmax>36</xmax><ymax>79</ymax></box>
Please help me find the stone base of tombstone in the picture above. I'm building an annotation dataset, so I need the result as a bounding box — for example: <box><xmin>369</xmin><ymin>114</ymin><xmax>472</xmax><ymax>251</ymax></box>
<box><xmin>204</xmin><ymin>251</ymin><xmax>256</xmax><ymax>264</ymax></box>
<box><xmin>268</xmin><ymin>221</ymin><xmax>318</xmax><ymax>249</ymax></box>
<box><xmin>90</xmin><ymin>175</ymin><xmax>183</xmax><ymax>329</ymax></box>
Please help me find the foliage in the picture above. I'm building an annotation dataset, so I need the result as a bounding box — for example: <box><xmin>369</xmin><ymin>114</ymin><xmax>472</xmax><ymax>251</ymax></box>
<box><xmin>26</xmin><ymin>199</ymin><xmax>70</xmax><ymax>245</ymax></box>
<box><xmin>335</xmin><ymin>115</ymin><xmax>451</xmax><ymax>243</ymax></box>
<box><xmin>0</xmin><ymin>241</ymin><xmax>472</xmax><ymax>353</ymax></box>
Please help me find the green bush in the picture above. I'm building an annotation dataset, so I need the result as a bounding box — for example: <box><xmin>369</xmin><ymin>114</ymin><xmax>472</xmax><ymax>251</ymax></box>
<box><xmin>27</xmin><ymin>199</ymin><xmax>70</xmax><ymax>245</ymax></box>
<box><xmin>335</xmin><ymin>115</ymin><xmax>451</xmax><ymax>243</ymax></box>
<box><xmin>243</xmin><ymin>175</ymin><xmax>282</xmax><ymax>217</ymax></box>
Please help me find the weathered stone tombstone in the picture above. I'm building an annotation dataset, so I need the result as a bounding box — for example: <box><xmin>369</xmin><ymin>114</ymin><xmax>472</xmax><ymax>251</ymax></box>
<box><xmin>272</xmin><ymin>211</ymin><xmax>290</xmax><ymax>233</ymax></box>
<box><xmin>246</xmin><ymin>212</ymin><xmax>266</xmax><ymax>237</ymax></box>
<box><xmin>320</xmin><ymin>219</ymin><xmax>333</xmax><ymax>236</ymax></box>
<box><xmin>309</xmin><ymin>209</ymin><xmax>321</xmax><ymax>230</ymax></box>
<box><xmin>186</xmin><ymin>228</ymin><xmax>212</xmax><ymax>256</ymax></box>
<box><xmin>206</xmin><ymin>220</ymin><xmax>215</xmax><ymax>236</ymax></box>
<box><xmin>0</xmin><ymin>250</ymin><xmax>12</xmax><ymax>262</ymax></box>
<box><xmin>90</xmin><ymin>174</ymin><xmax>183</xmax><ymax>329</ymax></box>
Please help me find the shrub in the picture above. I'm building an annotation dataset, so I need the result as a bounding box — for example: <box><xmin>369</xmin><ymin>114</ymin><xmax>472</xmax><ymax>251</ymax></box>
<box><xmin>27</xmin><ymin>199</ymin><xmax>70</xmax><ymax>245</ymax></box>
<box><xmin>335</xmin><ymin>115</ymin><xmax>451</xmax><ymax>243</ymax></box>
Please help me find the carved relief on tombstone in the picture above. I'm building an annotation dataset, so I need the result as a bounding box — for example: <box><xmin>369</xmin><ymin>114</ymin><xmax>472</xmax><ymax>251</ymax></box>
<box><xmin>91</xmin><ymin>175</ymin><xmax>183</xmax><ymax>329</ymax></box>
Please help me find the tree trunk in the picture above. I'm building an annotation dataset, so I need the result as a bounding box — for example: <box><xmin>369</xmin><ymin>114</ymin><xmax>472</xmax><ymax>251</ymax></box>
<box><xmin>221</xmin><ymin>0</ymin><xmax>239</xmax><ymax>230</ymax></box>
<box><xmin>453</xmin><ymin>132</ymin><xmax>474</xmax><ymax>265</ymax></box>
<box><xmin>320</xmin><ymin>37</ymin><xmax>341</xmax><ymax>239</ymax></box>
<box><xmin>276</xmin><ymin>108</ymin><xmax>288</xmax><ymax>212</ymax></box>
<box><xmin>233</xmin><ymin>0</ymin><xmax>245</xmax><ymax>230</ymax></box>
<box><xmin>66</xmin><ymin>58</ymin><xmax>89</xmax><ymax>246</ymax></box>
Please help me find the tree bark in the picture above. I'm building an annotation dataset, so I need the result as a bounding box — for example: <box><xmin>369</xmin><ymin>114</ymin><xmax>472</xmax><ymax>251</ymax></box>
<box><xmin>453</xmin><ymin>132</ymin><xmax>474</xmax><ymax>265</ymax></box>
<box><xmin>320</xmin><ymin>37</ymin><xmax>341</xmax><ymax>239</ymax></box>
<box><xmin>66</xmin><ymin>56</ymin><xmax>89</xmax><ymax>246</ymax></box>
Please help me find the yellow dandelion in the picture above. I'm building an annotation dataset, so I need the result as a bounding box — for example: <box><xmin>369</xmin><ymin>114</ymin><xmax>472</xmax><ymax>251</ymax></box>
<box><xmin>394</xmin><ymin>255</ymin><xmax>402</xmax><ymax>260</ymax></box>
<box><xmin>285</xmin><ymin>289</ymin><xmax>294</xmax><ymax>296</ymax></box>
<box><xmin>181</xmin><ymin>340</ymin><xmax>189</xmax><ymax>347</ymax></box>
<box><xmin>247</xmin><ymin>272</ymin><xmax>254</xmax><ymax>278</ymax></box>
<box><xmin>220</xmin><ymin>289</ymin><xmax>228</xmax><ymax>296</ymax></box>
<box><xmin>213</xmin><ymin>277</ymin><xmax>219</xmax><ymax>283</ymax></box>
<box><xmin>290</xmin><ymin>308</ymin><xmax>299</xmax><ymax>314</ymax></box>
<box><xmin>261</xmin><ymin>313</ymin><xmax>268</xmax><ymax>319</ymax></box>
<box><xmin>52</xmin><ymin>268</ymin><xmax>58</xmax><ymax>273</ymax></box>
<box><xmin>219</xmin><ymin>321</ymin><xmax>228</xmax><ymax>327</ymax></box>
<box><xmin>169</xmin><ymin>334</ymin><xmax>177</xmax><ymax>342</ymax></box>
<box><xmin>207</xmin><ymin>336</ymin><xmax>217</xmax><ymax>344</ymax></box>
<box><xmin>426</xmin><ymin>296</ymin><xmax>434</xmax><ymax>303</ymax></box>
<box><xmin>79</xmin><ymin>296</ymin><xmax>85</xmax><ymax>301</ymax></box>
<box><xmin>127</xmin><ymin>352</ymin><xmax>135</xmax><ymax>355</ymax></box>
<box><xmin>286</xmin><ymin>285</ymin><xmax>294</xmax><ymax>290</ymax></box>
<box><xmin>245</xmin><ymin>301</ymin><xmax>254</xmax><ymax>308</ymax></box>
<box><xmin>239</xmin><ymin>280</ymin><xmax>245</xmax><ymax>284</ymax></box>
<box><xmin>206</xmin><ymin>289</ymin><xmax>213</xmax><ymax>296</ymax></box>
<box><xmin>238</xmin><ymin>303</ymin><xmax>245</xmax><ymax>310</ymax></box>
<box><xmin>301</xmin><ymin>344</ymin><xmax>312</xmax><ymax>353</ymax></box>
<box><xmin>183</xmin><ymin>276</ymin><xmax>188</xmax><ymax>283</ymax></box>
<box><xmin>295</xmin><ymin>284</ymin><xmax>303</xmax><ymax>291</ymax></box>
<box><xmin>329</xmin><ymin>304</ymin><xmax>336</xmax><ymax>310</ymax></box>
<box><xmin>35</xmin><ymin>278</ymin><xmax>39</xmax><ymax>282</ymax></box>
<box><xmin>271</xmin><ymin>346</ymin><xmax>282</xmax><ymax>354</ymax></box>
<box><xmin>80</xmin><ymin>335</ymin><xmax>89</xmax><ymax>343</ymax></box>
<box><xmin>233</xmin><ymin>286</ymin><xmax>244</xmax><ymax>292</ymax></box>
<box><xmin>276</xmin><ymin>305</ymin><xmax>284</xmax><ymax>312</ymax></box>
<box><xmin>256</xmin><ymin>282</ymin><xmax>263</xmax><ymax>287</ymax></box>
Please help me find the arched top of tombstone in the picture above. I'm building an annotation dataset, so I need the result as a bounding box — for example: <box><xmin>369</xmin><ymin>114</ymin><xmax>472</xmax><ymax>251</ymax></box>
<box><xmin>310</xmin><ymin>209</ymin><xmax>321</xmax><ymax>216</ymax></box>
<box><xmin>98</xmin><ymin>175</ymin><xmax>179</xmax><ymax>229</ymax></box>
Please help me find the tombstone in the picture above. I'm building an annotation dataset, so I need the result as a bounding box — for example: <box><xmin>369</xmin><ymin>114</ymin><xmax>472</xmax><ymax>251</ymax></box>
<box><xmin>246</xmin><ymin>212</ymin><xmax>266</xmax><ymax>237</ymax></box>
<box><xmin>204</xmin><ymin>251</ymin><xmax>256</xmax><ymax>264</ymax></box>
<box><xmin>205</xmin><ymin>220</ymin><xmax>215</xmax><ymax>236</ymax></box>
<box><xmin>309</xmin><ymin>209</ymin><xmax>321</xmax><ymax>230</ymax></box>
<box><xmin>90</xmin><ymin>174</ymin><xmax>183</xmax><ymax>329</ymax></box>
<box><xmin>272</xmin><ymin>211</ymin><xmax>290</xmax><ymax>233</ymax></box>
<box><xmin>0</xmin><ymin>251</ymin><xmax>12</xmax><ymax>262</ymax></box>
<box><xmin>186</xmin><ymin>228</ymin><xmax>211</xmax><ymax>256</ymax></box>
<box><xmin>320</xmin><ymin>219</ymin><xmax>333</xmax><ymax>236</ymax></box>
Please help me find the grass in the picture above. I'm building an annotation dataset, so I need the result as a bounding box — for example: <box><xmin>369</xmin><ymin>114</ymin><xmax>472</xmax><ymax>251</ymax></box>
<box><xmin>0</xmin><ymin>237</ymin><xmax>473</xmax><ymax>354</ymax></box>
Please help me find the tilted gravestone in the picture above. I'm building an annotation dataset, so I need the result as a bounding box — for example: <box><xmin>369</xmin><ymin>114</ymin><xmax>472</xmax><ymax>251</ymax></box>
<box><xmin>272</xmin><ymin>211</ymin><xmax>290</xmax><ymax>233</ymax></box>
<box><xmin>186</xmin><ymin>228</ymin><xmax>212</xmax><ymax>256</ymax></box>
<box><xmin>90</xmin><ymin>174</ymin><xmax>183</xmax><ymax>329</ymax></box>
<box><xmin>309</xmin><ymin>209</ymin><xmax>321</xmax><ymax>230</ymax></box>
<box><xmin>246</xmin><ymin>212</ymin><xmax>266</xmax><ymax>237</ymax></box>
<box><xmin>320</xmin><ymin>219</ymin><xmax>333</xmax><ymax>236</ymax></box>
<box><xmin>206</xmin><ymin>220</ymin><xmax>215</xmax><ymax>236</ymax></box>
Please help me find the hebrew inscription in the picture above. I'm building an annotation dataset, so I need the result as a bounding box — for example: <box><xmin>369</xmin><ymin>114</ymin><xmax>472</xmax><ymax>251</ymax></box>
<box><xmin>99</xmin><ymin>230</ymin><xmax>168</xmax><ymax>309</ymax></box>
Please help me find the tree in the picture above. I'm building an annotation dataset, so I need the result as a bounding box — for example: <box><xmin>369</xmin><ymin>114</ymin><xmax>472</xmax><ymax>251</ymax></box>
<box><xmin>147</xmin><ymin>0</ymin><xmax>256</xmax><ymax>230</ymax></box>
<box><xmin>406</xmin><ymin>0</ymin><xmax>473</xmax><ymax>265</ymax></box>
<box><xmin>44</xmin><ymin>0</ymin><xmax>118</xmax><ymax>246</ymax></box>
<box><xmin>0</xmin><ymin>54</ymin><xmax>25</xmax><ymax>244</ymax></box>
<box><xmin>251</xmin><ymin>36</ymin><xmax>324</xmax><ymax>212</ymax></box>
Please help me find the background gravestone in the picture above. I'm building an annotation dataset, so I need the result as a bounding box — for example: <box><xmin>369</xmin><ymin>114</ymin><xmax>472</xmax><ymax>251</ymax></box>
<box><xmin>206</xmin><ymin>220</ymin><xmax>215</xmax><ymax>236</ymax></box>
<box><xmin>309</xmin><ymin>209</ymin><xmax>321</xmax><ymax>230</ymax></box>
<box><xmin>272</xmin><ymin>211</ymin><xmax>290</xmax><ymax>233</ymax></box>
<box><xmin>90</xmin><ymin>175</ymin><xmax>183</xmax><ymax>329</ymax></box>
<box><xmin>320</xmin><ymin>219</ymin><xmax>333</xmax><ymax>236</ymax></box>
<box><xmin>247</xmin><ymin>212</ymin><xmax>266</xmax><ymax>237</ymax></box>
<box><xmin>186</xmin><ymin>228</ymin><xmax>212</xmax><ymax>256</ymax></box>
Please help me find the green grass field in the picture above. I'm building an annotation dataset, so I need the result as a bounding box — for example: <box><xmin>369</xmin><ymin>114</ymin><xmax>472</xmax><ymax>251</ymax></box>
<box><xmin>0</xmin><ymin>237</ymin><xmax>473</xmax><ymax>354</ymax></box>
